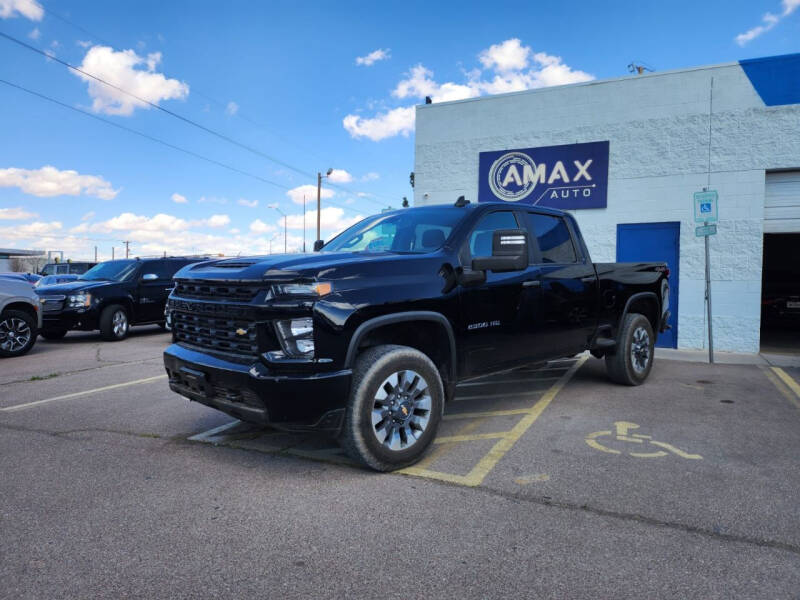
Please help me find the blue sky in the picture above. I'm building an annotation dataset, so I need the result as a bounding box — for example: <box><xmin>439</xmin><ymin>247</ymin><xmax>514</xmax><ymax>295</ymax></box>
<box><xmin>0</xmin><ymin>0</ymin><xmax>798</xmax><ymax>259</ymax></box>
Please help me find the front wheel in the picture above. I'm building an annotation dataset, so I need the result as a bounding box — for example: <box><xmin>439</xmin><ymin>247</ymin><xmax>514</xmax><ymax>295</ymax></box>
<box><xmin>99</xmin><ymin>304</ymin><xmax>130</xmax><ymax>341</ymax></box>
<box><xmin>0</xmin><ymin>310</ymin><xmax>37</xmax><ymax>358</ymax></box>
<box><xmin>605</xmin><ymin>312</ymin><xmax>654</xmax><ymax>386</ymax></box>
<box><xmin>339</xmin><ymin>344</ymin><xmax>444</xmax><ymax>471</ymax></box>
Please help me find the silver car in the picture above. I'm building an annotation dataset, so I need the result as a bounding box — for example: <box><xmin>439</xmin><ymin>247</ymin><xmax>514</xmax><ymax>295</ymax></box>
<box><xmin>0</xmin><ymin>276</ymin><xmax>42</xmax><ymax>357</ymax></box>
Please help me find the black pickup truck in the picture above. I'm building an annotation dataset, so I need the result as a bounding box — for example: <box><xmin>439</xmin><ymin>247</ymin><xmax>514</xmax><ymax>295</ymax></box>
<box><xmin>36</xmin><ymin>257</ymin><xmax>200</xmax><ymax>341</ymax></box>
<box><xmin>164</xmin><ymin>200</ymin><xmax>670</xmax><ymax>470</ymax></box>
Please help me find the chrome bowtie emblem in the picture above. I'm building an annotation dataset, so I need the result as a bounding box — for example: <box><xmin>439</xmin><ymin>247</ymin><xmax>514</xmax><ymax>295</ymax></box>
<box><xmin>235</xmin><ymin>328</ymin><xmax>247</xmax><ymax>336</ymax></box>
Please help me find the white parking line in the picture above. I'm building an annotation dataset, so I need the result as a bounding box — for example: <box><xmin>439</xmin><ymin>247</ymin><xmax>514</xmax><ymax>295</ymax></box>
<box><xmin>0</xmin><ymin>374</ymin><xmax>167</xmax><ymax>412</ymax></box>
<box><xmin>187</xmin><ymin>420</ymin><xmax>241</xmax><ymax>442</ymax></box>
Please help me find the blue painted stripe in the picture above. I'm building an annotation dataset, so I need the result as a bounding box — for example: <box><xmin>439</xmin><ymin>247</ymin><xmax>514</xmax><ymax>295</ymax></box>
<box><xmin>739</xmin><ymin>53</ymin><xmax>800</xmax><ymax>106</ymax></box>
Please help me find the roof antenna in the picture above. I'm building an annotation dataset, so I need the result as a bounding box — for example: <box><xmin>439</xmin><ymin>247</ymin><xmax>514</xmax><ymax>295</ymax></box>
<box><xmin>627</xmin><ymin>61</ymin><xmax>654</xmax><ymax>75</ymax></box>
<box><xmin>454</xmin><ymin>195</ymin><xmax>470</xmax><ymax>207</ymax></box>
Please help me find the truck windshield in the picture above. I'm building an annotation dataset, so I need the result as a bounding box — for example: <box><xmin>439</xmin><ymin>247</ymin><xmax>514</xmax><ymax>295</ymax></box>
<box><xmin>323</xmin><ymin>208</ymin><xmax>463</xmax><ymax>254</ymax></box>
<box><xmin>79</xmin><ymin>260</ymin><xmax>139</xmax><ymax>282</ymax></box>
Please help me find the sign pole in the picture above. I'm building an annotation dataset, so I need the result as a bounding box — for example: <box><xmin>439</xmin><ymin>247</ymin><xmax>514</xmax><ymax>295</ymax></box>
<box><xmin>704</xmin><ymin>220</ymin><xmax>714</xmax><ymax>364</ymax></box>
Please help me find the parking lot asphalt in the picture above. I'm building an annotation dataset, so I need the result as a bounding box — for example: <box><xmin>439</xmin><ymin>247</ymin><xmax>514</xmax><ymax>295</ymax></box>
<box><xmin>1</xmin><ymin>329</ymin><xmax>799</xmax><ymax>599</ymax></box>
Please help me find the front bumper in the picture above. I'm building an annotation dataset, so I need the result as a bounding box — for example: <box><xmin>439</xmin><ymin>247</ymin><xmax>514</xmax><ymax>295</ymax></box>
<box><xmin>42</xmin><ymin>309</ymin><xmax>98</xmax><ymax>332</ymax></box>
<box><xmin>163</xmin><ymin>344</ymin><xmax>351</xmax><ymax>432</ymax></box>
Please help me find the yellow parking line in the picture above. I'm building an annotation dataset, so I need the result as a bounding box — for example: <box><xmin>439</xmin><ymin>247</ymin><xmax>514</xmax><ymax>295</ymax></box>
<box><xmin>767</xmin><ymin>367</ymin><xmax>800</xmax><ymax>409</ymax></box>
<box><xmin>400</xmin><ymin>354</ymin><xmax>587</xmax><ymax>487</ymax></box>
<box><xmin>0</xmin><ymin>374</ymin><xmax>168</xmax><ymax>412</ymax></box>
<box><xmin>434</xmin><ymin>431</ymin><xmax>507</xmax><ymax>444</ymax></box>
<box><xmin>444</xmin><ymin>408</ymin><xmax>531</xmax><ymax>420</ymax></box>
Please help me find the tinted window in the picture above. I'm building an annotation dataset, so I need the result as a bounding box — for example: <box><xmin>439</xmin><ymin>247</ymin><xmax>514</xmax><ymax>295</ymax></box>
<box><xmin>469</xmin><ymin>211</ymin><xmax>518</xmax><ymax>257</ymax></box>
<box><xmin>527</xmin><ymin>213</ymin><xmax>577</xmax><ymax>263</ymax></box>
<box><xmin>80</xmin><ymin>260</ymin><xmax>139</xmax><ymax>282</ymax></box>
<box><xmin>141</xmin><ymin>260</ymin><xmax>178</xmax><ymax>280</ymax></box>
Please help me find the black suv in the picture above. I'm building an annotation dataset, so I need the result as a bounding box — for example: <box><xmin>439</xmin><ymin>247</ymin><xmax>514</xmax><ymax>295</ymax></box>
<box><xmin>164</xmin><ymin>202</ymin><xmax>669</xmax><ymax>470</ymax></box>
<box><xmin>37</xmin><ymin>257</ymin><xmax>201</xmax><ymax>341</ymax></box>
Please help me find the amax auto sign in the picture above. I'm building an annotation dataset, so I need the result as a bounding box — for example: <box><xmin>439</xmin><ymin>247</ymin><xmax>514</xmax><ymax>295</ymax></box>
<box><xmin>478</xmin><ymin>141</ymin><xmax>609</xmax><ymax>209</ymax></box>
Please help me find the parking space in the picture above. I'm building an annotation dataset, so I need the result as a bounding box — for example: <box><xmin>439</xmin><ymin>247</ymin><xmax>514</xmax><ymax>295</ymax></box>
<box><xmin>2</xmin><ymin>334</ymin><xmax>800</xmax><ymax>598</ymax></box>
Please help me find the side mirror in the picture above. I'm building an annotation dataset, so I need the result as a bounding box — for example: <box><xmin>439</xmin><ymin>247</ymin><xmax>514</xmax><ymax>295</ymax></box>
<box><xmin>471</xmin><ymin>229</ymin><xmax>529</xmax><ymax>273</ymax></box>
<box><xmin>313</xmin><ymin>240</ymin><xmax>325</xmax><ymax>252</ymax></box>
<box><xmin>142</xmin><ymin>273</ymin><xmax>158</xmax><ymax>281</ymax></box>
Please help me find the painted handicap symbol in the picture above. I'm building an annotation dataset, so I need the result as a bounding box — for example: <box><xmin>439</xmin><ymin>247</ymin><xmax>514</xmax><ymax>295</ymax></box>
<box><xmin>585</xmin><ymin>421</ymin><xmax>702</xmax><ymax>459</ymax></box>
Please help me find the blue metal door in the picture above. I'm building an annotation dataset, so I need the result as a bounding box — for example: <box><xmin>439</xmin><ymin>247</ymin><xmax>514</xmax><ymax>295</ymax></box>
<box><xmin>616</xmin><ymin>222</ymin><xmax>679</xmax><ymax>348</ymax></box>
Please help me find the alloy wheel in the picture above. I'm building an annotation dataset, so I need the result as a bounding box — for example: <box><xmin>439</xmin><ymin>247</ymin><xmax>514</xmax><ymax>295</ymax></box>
<box><xmin>0</xmin><ymin>317</ymin><xmax>32</xmax><ymax>353</ymax></box>
<box><xmin>371</xmin><ymin>369</ymin><xmax>432</xmax><ymax>451</ymax></box>
<box><xmin>630</xmin><ymin>326</ymin><xmax>651</xmax><ymax>373</ymax></box>
<box><xmin>112</xmin><ymin>310</ymin><xmax>128</xmax><ymax>337</ymax></box>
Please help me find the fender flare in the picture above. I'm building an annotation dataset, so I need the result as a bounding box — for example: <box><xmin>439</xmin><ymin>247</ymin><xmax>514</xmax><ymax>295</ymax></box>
<box><xmin>344</xmin><ymin>311</ymin><xmax>457</xmax><ymax>382</ymax></box>
<box><xmin>620</xmin><ymin>291</ymin><xmax>660</xmax><ymax>332</ymax></box>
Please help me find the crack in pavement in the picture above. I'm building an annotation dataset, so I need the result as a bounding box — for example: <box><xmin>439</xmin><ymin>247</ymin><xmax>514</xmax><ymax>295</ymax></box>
<box><xmin>1</xmin><ymin>357</ymin><xmax>163</xmax><ymax>386</ymax></box>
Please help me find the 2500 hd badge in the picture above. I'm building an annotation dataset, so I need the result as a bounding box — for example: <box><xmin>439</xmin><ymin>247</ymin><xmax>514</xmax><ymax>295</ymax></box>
<box><xmin>164</xmin><ymin>199</ymin><xmax>670</xmax><ymax>471</ymax></box>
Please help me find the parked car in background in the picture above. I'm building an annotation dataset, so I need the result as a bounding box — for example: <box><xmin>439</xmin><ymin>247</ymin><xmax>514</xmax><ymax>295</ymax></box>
<box><xmin>36</xmin><ymin>257</ymin><xmax>202</xmax><ymax>341</ymax></box>
<box><xmin>0</xmin><ymin>272</ymin><xmax>42</xmax><ymax>286</ymax></box>
<box><xmin>0</xmin><ymin>276</ymin><xmax>42</xmax><ymax>357</ymax></box>
<box><xmin>35</xmin><ymin>274</ymin><xmax>80</xmax><ymax>288</ymax></box>
<box><xmin>40</xmin><ymin>262</ymin><xmax>96</xmax><ymax>276</ymax></box>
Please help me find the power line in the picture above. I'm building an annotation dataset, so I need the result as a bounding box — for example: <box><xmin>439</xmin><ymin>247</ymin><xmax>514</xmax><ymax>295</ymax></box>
<box><xmin>0</xmin><ymin>28</ymin><xmax>396</xmax><ymax>208</ymax></box>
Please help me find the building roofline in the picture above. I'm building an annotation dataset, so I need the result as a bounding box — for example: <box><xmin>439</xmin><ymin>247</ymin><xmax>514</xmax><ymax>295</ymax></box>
<box><xmin>416</xmin><ymin>52</ymin><xmax>799</xmax><ymax>110</ymax></box>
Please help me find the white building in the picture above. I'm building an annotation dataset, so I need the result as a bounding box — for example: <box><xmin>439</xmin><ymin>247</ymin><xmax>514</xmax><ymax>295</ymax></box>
<box><xmin>414</xmin><ymin>54</ymin><xmax>800</xmax><ymax>354</ymax></box>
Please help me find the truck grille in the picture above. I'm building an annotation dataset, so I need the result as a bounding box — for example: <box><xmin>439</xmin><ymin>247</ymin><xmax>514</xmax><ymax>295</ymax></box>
<box><xmin>174</xmin><ymin>281</ymin><xmax>261</xmax><ymax>302</ymax></box>
<box><xmin>173</xmin><ymin>312</ymin><xmax>258</xmax><ymax>356</ymax></box>
<box><xmin>39</xmin><ymin>295</ymin><xmax>65</xmax><ymax>312</ymax></box>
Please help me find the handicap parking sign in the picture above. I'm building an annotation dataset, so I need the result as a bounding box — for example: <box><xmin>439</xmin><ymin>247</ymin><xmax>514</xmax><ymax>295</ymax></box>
<box><xmin>693</xmin><ymin>191</ymin><xmax>718</xmax><ymax>223</ymax></box>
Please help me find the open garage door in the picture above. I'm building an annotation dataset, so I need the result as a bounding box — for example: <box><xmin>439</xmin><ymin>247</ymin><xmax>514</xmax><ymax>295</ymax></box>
<box><xmin>761</xmin><ymin>172</ymin><xmax>800</xmax><ymax>354</ymax></box>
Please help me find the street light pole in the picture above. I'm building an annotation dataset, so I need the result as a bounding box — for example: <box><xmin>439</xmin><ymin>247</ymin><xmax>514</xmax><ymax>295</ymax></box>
<box><xmin>316</xmin><ymin>168</ymin><xmax>332</xmax><ymax>245</ymax></box>
<box><xmin>268</xmin><ymin>204</ymin><xmax>287</xmax><ymax>253</ymax></box>
<box><xmin>302</xmin><ymin>195</ymin><xmax>306</xmax><ymax>253</ymax></box>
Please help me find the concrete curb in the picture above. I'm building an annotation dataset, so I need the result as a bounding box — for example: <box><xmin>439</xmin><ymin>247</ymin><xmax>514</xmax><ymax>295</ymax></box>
<box><xmin>655</xmin><ymin>347</ymin><xmax>800</xmax><ymax>367</ymax></box>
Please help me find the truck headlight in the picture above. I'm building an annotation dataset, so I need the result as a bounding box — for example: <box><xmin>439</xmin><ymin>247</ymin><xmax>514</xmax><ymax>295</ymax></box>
<box><xmin>270</xmin><ymin>282</ymin><xmax>332</xmax><ymax>298</ymax></box>
<box><xmin>67</xmin><ymin>293</ymin><xmax>92</xmax><ymax>308</ymax></box>
<box><xmin>274</xmin><ymin>317</ymin><xmax>314</xmax><ymax>357</ymax></box>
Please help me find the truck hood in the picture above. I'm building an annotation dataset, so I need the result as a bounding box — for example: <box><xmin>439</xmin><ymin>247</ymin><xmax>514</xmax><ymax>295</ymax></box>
<box><xmin>35</xmin><ymin>280</ymin><xmax>116</xmax><ymax>296</ymax></box>
<box><xmin>175</xmin><ymin>252</ymin><xmax>437</xmax><ymax>282</ymax></box>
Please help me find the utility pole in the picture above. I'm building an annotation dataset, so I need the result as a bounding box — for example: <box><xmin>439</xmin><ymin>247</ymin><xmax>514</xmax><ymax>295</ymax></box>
<box><xmin>94</xmin><ymin>246</ymin><xmax>97</xmax><ymax>262</ymax></box>
<box><xmin>112</xmin><ymin>247</ymin><xmax>115</xmax><ymax>260</ymax></box>
<box><xmin>124</xmin><ymin>240</ymin><xmax>130</xmax><ymax>258</ymax></box>
<box><xmin>316</xmin><ymin>168</ymin><xmax>332</xmax><ymax>244</ymax></box>
<box><xmin>303</xmin><ymin>195</ymin><xmax>306</xmax><ymax>253</ymax></box>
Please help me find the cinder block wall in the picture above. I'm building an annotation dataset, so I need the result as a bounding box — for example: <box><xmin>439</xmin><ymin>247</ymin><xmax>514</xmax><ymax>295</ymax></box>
<box><xmin>414</xmin><ymin>63</ymin><xmax>800</xmax><ymax>353</ymax></box>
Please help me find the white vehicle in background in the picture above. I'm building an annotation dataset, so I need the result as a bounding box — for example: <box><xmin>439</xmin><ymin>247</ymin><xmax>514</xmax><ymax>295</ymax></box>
<box><xmin>0</xmin><ymin>277</ymin><xmax>42</xmax><ymax>357</ymax></box>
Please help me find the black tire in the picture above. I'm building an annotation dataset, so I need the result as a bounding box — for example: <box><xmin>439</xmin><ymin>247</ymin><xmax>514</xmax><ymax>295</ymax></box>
<box><xmin>99</xmin><ymin>304</ymin><xmax>130</xmax><ymax>341</ymax></box>
<box><xmin>40</xmin><ymin>329</ymin><xmax>68</xmax><ymax>340</ymax></box>
<box><xmin>339</xmin><ymin>344</ymin><xmax>444</xmax><ymax>471</ymax></box>
<box><xmin>0</xmin><ymin>309</ymin><xmax>38</xmax><ymax>358</ymax></box>
<box><xmin>605</xmin><ymin>312</ymin><xmax>655</xmax><ymax>386</ymax></box>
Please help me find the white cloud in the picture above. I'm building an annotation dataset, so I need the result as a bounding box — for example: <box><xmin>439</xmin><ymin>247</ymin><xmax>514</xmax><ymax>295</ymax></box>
<box><xmin>229</xmin><ymin>228</ymin><xmax>240</xmax><ymax>234</ymax></box>
<box><xmin>0</xmin><ymin>0</ymin><xmax>43</xmax><ymax>20</ymax></box>
<box><xmin>27</xmin><ymin>26</ymin><xmax>39</xmax><ymax>39</ymax></box>
<box><xmin>286</xmin><ymin>183</ymin><xmax>334</xmax><ymax>205</ymax></box>
<box><xmin>356</xmin><ymin>48</ymin><xmax>390</xmax><ymax>66</ymax></box>
<box><xmin>171</xmin><ymin>192</ymin><xmax>188</xmax><ymax>204</ymax></box>
<box><xmin>205</xmin><ymin>214</ymin><xmax>230</xmax><ymax>228</ymax></box>
<box><xmin>17</xmin><ymin>221</ymin><xmax>62</xmax><ymax>235</ymax></box>
<box><xmin>361</xmin><ymin>172</ymin><xmax>380</xmax><ymax>181</ymax></box>
<box><xmin>81</xmin><ymin>211</ymin><xmax>95</xmax><ymax>221</ymax></box>
<box><xmin>282</xmin><ymin>206</ymin><xmax>363</xmax><ymax>236</ymax></box>
<box><xmin>237</xmin><ymin>198</ymin><xmax>258</xmax><ymax>208</ymax></box>
<box><xmin>198</xmin><ymin>196</ymin><xmax>228</xmax><ymax>204</ymax></box>
<box><xmin>249</xmin><ymin>219</ymin><xmax>276</xmax><ymax>234</ymax></box>
<box><xmin>346</xmin><ymin>39</ymin><xmax>592</xmax><ymax>141</ymax></box>
<box><xmin>77</xmin><ymin>39</ymin><xmax>92</xmax><ymax>48</ymax></box>
<box><xmin>225</xmin><ymin>101</ymin><xmax>239</xmax><ymax>116</ymax></box>
<box><xmin>0</xmin><ymin>165</ymin><xmax>118</xmax><ymax>199</ymax></box>
<box><xmin>74</xmin><ymin>46</ymin><xmax>189</xmax><ymax>116</ymax></box>
<box><xmin>327</xmin><ymin>169</ymin><xmax>353</xmax><ymax>183</ymax></box>
<box><xmin>479</xmin><ymin>38</ymin><xmax>530</xmax><ymax>73</ymax></box>
<box><xmin>0</xmin><ymin>207</ymin><xmax>37</xmax><ymax>220</ymax></box>
<box><xmin>735</xmin><ymin>0</ymin><xmax>800</xmax><ymax>45</ymax></box>
<box><xmin>96</xmin><ymin>212</ymin><xmax>190</xmax><ymax>233</ymax></box>
<box><xmin>343</xmin><ymin>106</ymin><xmax>416</xmax><ymax>141</ymax></box>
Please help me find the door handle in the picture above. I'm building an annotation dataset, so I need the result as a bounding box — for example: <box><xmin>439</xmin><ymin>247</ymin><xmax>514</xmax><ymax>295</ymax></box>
<box><xmin>523</xmin><ymin>280</ymin><xmax>541</xmax><ymax>288</ymax></box>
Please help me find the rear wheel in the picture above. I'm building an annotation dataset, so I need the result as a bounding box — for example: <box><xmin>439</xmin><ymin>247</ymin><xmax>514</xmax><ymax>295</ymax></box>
<box><xmin>339</xmin><ymin>344</ymin><xmax>444</xmax><ymax>471</ymax></box>
<box><xmin>99</xmin><ymin>304</ymin><xmax>130</xmax><ymax>341</ymax></box>
<box><xmin>40</xmin><ymin>329</ymin><xmax>68</xmax><ymax>340</ymax></box>
<box><xmin>605</xmin><ymin>312</ymin><xmax>654</xmax><ymax>385</ymax></box>
<box><xmin>0</xmin><ymin>310</ymin><xmax>37</xmax><ymax>358</ymax></box>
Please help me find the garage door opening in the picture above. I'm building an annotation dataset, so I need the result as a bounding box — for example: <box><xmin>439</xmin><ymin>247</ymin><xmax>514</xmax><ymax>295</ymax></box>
<box><xmin>760</xmin><ymin>233</ymin><xmax>800</xmax><ymax>354</ymax></box>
